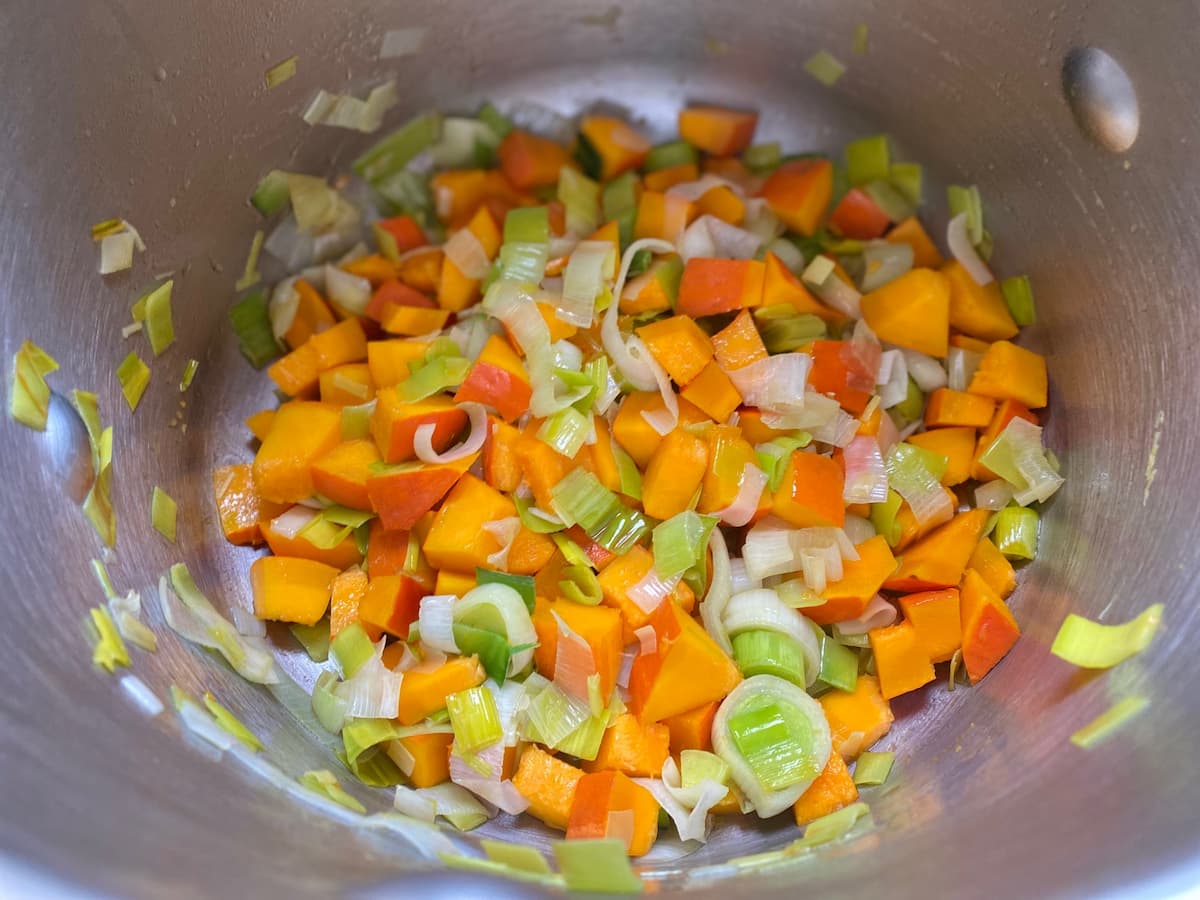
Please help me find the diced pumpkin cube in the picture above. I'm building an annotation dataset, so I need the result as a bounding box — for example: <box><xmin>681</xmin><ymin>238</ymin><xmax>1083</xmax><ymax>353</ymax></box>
<box><xmin>942</xmin><ymin>260</ymin><xmax>1019</xmax><ymax>341</ymax></box>
<box><xmin>366</xmin><ymin>339</ymin><xmax>429</xmax><ymax>389</ymax></box>
<box><xmin>860</xmin><ymin>268</ymin><xmax>951</xmax><ymax>358</ymax></box>
<box><xmin>662</xmin><ymin>701</ymin><xmax>718</xmax><ymax>755</ymax></box>
<box><xmin>771</xmin><ymin>451</ymin><xmax>845</xmax><ymax>528</ymax></box>
<box><xmin>582</xmin><ymin>713</ymin><xmax>670</xmax><ymax>778</ymax></box>
<box><xmin>579</xmin><ymin>115</ymin><xmax>651</xmax><ymax>179</ymax></box>
<box><xmin>960</xmin><ymin>568</ymin><xmax>1021</xmax><ymax>683</ymax></box>
<box><xmin>759</xmin><ymin>159</ymin><xmax>833</xmax><ymax>236</ymax></box>
<box><xmin>678</xmin><ymin>105</ymin><xmax>758</xmax><ymax>155</ymax></box>
<box><xmin>253</xmin><ymin>401</ymin><xmax>343</xmax><ymax>504</ymax></box>
<box><xmin>371</xmin><ymin>389</ymin><xmax>467</xmax><ymax>464</ymax></box>
<box><xmin>329</xmin><ymin>567</ymin><xmax>373</xmax><ymax>640</ymax></box>
<box><xmin>498</xmin><ymin>129</ymin><xmax>574</xmax><ymax>190</ymax></box>
<box><xmin>359</xmin><ymin>573</ymin><xmax>425</xmax><ymax>639</ymax></box>
<box><xmin>566</xmin><ymin>770</ymin><xmax>660</xmax><ymax>857</ymax></box>
<box><xmin>642</xmin><ymin>428</ymin><xmax>709</xmax><ymax>520</ymax></box>
<box><xmin>906</xmin><ymin>426</ymin><xmax>975</xmax><ymax>486</ymax></box>
<box><xmin>397</xmin><ymin>655</ymin><xmax>486</xmax><ymax>724</ymax></box>
<box><xmin>807</xmin><ymin>536</ymin><xmax>897</xmax><ymax>625</ymax></box>
<box><xmin>454</xmin><ymin>334</ymin><xmax>531</xmax><ymax>422</ymax></box>
<box><xmin>968</xmin><ymin>340</ymin><xmax>1048</xmax><ymax>409</ymax></box>
<box><xmin>310</xmin><ymin>439</ymin><xmax>380</xmax><ymax>510</ymax></box>
<box><xmin>762</xmin><ymin>251</ymin><xmax>846</xmax><ymax>325</ymax></box>
<box><xmin>635</xmin><ymin>315</ymin><xmax>715</xmax><ymax>387</ymax></box>
<box><xmin>391</xmin><ymin>732</ymin><xmax>452</xmax><ymax>788</ymax></box>
<box><xmin>886</xmin><ymin>217</ymin><xmax>944</xmax><ymax>269</ymax></box>
<box><xmin>897</xmin><ymin>588</ymin><xmax>962</xmax><ymax>663</ymax></box>
<box><xmin>818</xmin><ymin>675</ymin><xmax>894</xmax><ymax>761</ymax></box>
<box><xmin>628</xmin><ymin>601</ymin><xmax>742</xmax><ymax>724</ymax></box>
<box><xmin>967</xmin><ymin>536</ymin><xmax>1017</xmax><ymax>599</ymax></box>
<box><xmin>513</xmin><ymin>745</ymin><xmax>585</xmax><ymax>831</ymax></box>
<box><xmin>883</xmin><ymin>509</ymin><xmax>989</xmax><ymax>592</ymax></box>
<box><xmin>421</xmin><ymin>474</ymin><xmax>515</xmax><ymax>572</ymax></box>
<box><xmin>250</xmin><ymin>556</ymin><xmax>339</xmax><ymax>625</ymax></box>
<box><xmin>318</xmin><ymin>363</ymin><xmax>375</xmax><ymax>406</ymax></box>
<box><xmin>213</xmin><ymin>463</ymin><xmax>284</xmax><ymax>546</ymax></box>
<box><xmin>793</xmin><ymin>752</ymin><xmax>859</xmax><ymax>826</ymax></box>
<box><xmin>633</xmin><ymin>190</ymin><xmax>697</xmax><ymax>242</ymax></box>
<box><xmin>366</xmin><ymin>454</ymin><xmax>477</xmax><ymax>530</ymax></box>
<box><xmin>924</xmin><ymin>388</ymin><xmax>995</xmax><ymax>429</ymax></box>
<box><xmin>711</xmin><ymin>309</ymin><xmax>768</xmax><ymax>371</ymax></box>
<box><xmin>677</xmin><ymin>258</ymin><xmax>765</xmax><ymax>317</ymax></box>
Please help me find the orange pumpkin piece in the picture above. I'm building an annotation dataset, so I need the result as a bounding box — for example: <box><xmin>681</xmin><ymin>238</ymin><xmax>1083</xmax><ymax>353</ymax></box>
<box><xmin>579</xmin><ymin>115</ymin><xmax>651</xmax><ymax>179</ymax></box>
<box><xmin>365</xmin><ymin>453</ymin><xmax>477</xmax><ymax>530</ymax></box>
<box><xmin>390</xmin><ymin>732</ymin><xmax>452</xmax><ymax>788</ymax></box>
<box><xmin>453</xmin><ymin>334</ymin><xmax>531</xmax><ymax>422</ymax></box>
<box><xmin>513</xmin><ymin>745</ymin><xmax>586</xmax><ymax>831</ymax></box>
<box><xmin>396</xmin><ymin>655</ymin><xmax>486</xmax><ymax>724</ymax></box>
<box><xmin>897</xmin><ymin>588</ymin><xmax>962</xmax><ymax>663</ymax></box>
<box><xmin>498</xmin><ymin>129</ymin><xmax>574</xmax><ymax>190</ymax></box>
<box><xmin>662</xmin><ymin>701</ymin><xmax>719</xmax><ymax>755</ymax></box>
<box><xmin>582</xmin><ymin>713</ymin><xmax>670</xmax><ymax>778</ymax></box>
<box><xmin>213</xmin><ymin>463</ymin><xmax>284</xmax><ymax>546</ymax></box>
<box><xmin>250</xmin><ymin>556</ymin><xmax>339</xmax><ymax>625</ymax></box>
<box><xmin>869</xmin><ymin>621</ymin><xmax>936</xmax><ymax>699</ymax></box>
<box><xmin>711</xmin><ymin>309</ymin><xmax>769</xmax><ymax>371</ymax></box>
<box><xmin>260</xmin><ymin>516</ymin><xmax>364</xmax><ymax>571</ymax></box>
<box><xmin>883</xmin><ymin>509</ymin><xmax>989</xmax><ymax>592</ymax></box>
<box><xmin>310</xmin><ymin>439</ymin><xmax>380</xmax><ymax>510</ymax></box>
<box><xmin>676</xmin><ymin>258</ymin><xmax>765</xmax><ymax>317</ymax></box>
<box><xmin>566</xmin><ymin>770</ymin><xmax>659</xmax><ymax>857</ymax></box>
<box><xmin>860</xmin><ymin>268</ymin><xmax>951</xmax><ymax>359</ymax></box>
<box><xmin>628</xmin><ymin>600</ymin><xmax>742</xmax><ymax>724</ymax></box>
<box><xmin>906</xmin><ymin>426</ymin><xmax>976</xmax><ymax>487</ymax></box>
<box><xmin>808</xmin><ymin>536</ymin><xmax>898</xmax><ymax>625</ymax></box>
<box><xmin>941</xmin><ymin>260</ymin><xmax>1019</xmax><ymax>342</ymax></box>
<box><xmin>886</xmin><ymin>217</ymin><xmax>944</xmax><ymax>269</ymax></box>
<box><xmin>366</xmin><ymin>339</ymin><xmax>429</xmax><ymax>389</ymax></box>
<box><xmin>329</xmin><ymin>567</ymin><xmax>373</xmax><ymax>640</ymax></box>
<box><xmin>641</xmin><ymin>428</ymin><xmax>710</xmax><ymax>520</ymax></box>
<box><xmin>437</xmin><ymin>206</ymin><xmax>502</xmax><ymax>313</ymax></box>
<box><xmin>532</xmin><ymin>599</ymin><xmax>624</xmax><ymax>699</ymax></box>
<box><xmin>252</xmin><ymin>401</ymin><xmax>343</xmax><ymax>504</ymax></box>
<box><xmin>771</xmin><ymin>451</ymin><xmax>845</xmax><ymax>528</ymax></box>
<box><xmin>635</xmin><ymin>315</ymin><xmax>714</xmax><ymax>387</ymax></box>
<box><xmin>318</xmin><ymin>363</ymin><xmax>375</xmax><ymax>406</ymax></box>
<box><xmin>759</xmin><ymin>159</ymin><xmax>834</xmax><ymax>236</ymax></box>
<box><xmin>924</xmin><ymin>388</ymin><xmax>995</xmax><ymax>429</ymax></box>
<box><xmin>678</xmin><ymin>105</ymin><xmax>758</xmax><ymax>155</ymax></box>
<box><xmin>960</xmin><ymin>568</ymin><xmax>1020</xmax><ymax>683</ymax></box>
<box><xmin>967</xmin><ymin>536</ymin><xmax>1017</xmax><ymax>599</ymax></box>
<box><xmin>967</xmin><ymin>340</ymin><xmax>1049</xmax><ymax>409</ymax></box>
<box><xmin>818</xmin><ymin>675</ymin><xmax>894</xmax><ymax>761</ymax></box>
<box><xmin>370</xmin><ymin>390</ymin><xmax>467</xmax><ymax>464</ymax></box>
<box><xmin>633</xmin><ymin>190</ymin><xmax>697</xmax><ymax>242</ymax></box>
<box><xmin>793</xmin><ymin>752</ymin><xmax>859</xmax><ymax>826</ymax></box>
<box><xmin>761</xmin><ymin>251</ymin><xmax>847</xmax><ymax>325</ymax></box>
<box><xmin>359</xmin><ymin>574</ymin><xmax>425</xmax><ymax>640</ymax></box>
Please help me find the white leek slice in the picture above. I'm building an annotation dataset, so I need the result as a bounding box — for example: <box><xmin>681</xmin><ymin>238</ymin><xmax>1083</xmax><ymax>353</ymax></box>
<box><xmin>712</xmin><ymin>675</ymin><xmax>832</xmax><ymax>818</ymax></box>
<box><xmin>455</xmin><ymin>583</ymin><xmax>538</xmax><ymax>676</ymax></box>
<box><xmin>722</xmin><ymin>588</ymin><xmax>820</xmax><ymax>686</ymax></box>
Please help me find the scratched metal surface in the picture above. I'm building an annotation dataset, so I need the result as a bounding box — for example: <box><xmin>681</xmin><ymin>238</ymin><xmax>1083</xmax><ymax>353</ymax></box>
<box><xmin>1</xmin><ymin>0</ymin><xmax>1198</xmax><ymax>897</ymax></box>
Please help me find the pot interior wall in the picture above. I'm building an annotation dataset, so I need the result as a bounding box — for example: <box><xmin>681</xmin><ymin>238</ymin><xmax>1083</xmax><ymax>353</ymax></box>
<box><xmin>1</xmin><ymin>0</ymin><xmax>1198</xmax><ymax>897</ymax></box>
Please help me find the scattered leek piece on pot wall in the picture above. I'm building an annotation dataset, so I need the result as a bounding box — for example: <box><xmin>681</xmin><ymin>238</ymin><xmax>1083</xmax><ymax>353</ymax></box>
<box><xmin>1051</xmin><ymin>604</ymin><xmax>1163</xmax><ymax>669</ymax></box>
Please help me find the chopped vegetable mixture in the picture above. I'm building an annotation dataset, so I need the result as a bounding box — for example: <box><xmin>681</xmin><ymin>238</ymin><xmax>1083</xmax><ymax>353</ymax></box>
<box><xmin>210</xmin><ymin>100</ymin><xmax>1068</xmax><ymax>855</ymax></box>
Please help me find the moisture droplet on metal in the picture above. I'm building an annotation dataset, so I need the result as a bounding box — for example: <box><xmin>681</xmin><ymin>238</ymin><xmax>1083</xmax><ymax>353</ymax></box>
<box><xmin>1062</xmin><ymin>47</ymin><xmax>1139</xmax><ymax>153</ymax></box>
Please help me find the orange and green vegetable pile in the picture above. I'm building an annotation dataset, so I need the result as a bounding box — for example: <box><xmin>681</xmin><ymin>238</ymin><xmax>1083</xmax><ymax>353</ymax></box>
<box><xmin>215</xmin><ymin>100</ymin><xmax>1063</xmax><ymax>854</ymax></box>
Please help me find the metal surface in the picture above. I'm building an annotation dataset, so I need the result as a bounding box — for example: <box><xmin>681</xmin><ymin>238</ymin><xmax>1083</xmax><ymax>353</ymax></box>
<box><xmin>1</xmin><ymin>0</ymin><xmax>1198</xmax><ymax>897</ymax></box>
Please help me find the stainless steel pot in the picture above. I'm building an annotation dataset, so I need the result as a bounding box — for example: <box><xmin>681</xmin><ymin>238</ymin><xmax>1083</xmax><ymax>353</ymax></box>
<box><xmin>3</xmin><ymin>0</ymin><xmax>1198</xmax><ymax>897</ymax></box>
